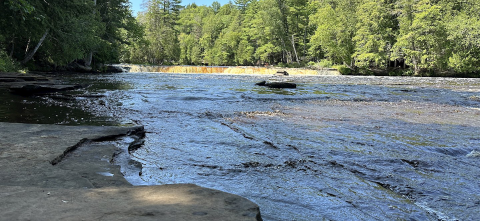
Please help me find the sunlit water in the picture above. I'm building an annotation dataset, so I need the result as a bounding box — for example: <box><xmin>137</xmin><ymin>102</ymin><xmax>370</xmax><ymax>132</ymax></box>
<box><xmin>2</xmin><ymin>72</ymin><xmax>480</xmax><ymax>220</ymax></box>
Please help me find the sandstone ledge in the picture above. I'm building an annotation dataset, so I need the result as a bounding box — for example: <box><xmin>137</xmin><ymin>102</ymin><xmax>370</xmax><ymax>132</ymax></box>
<box><xmin>0</xmin><ymin>122</ymin><xmax>261</xmax><ymax>221</ymax></box>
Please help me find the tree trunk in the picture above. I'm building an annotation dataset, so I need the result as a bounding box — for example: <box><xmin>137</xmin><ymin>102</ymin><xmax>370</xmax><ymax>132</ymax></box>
<box><xmin>24</xmin><ymin>38</ymin><xmax>31</xmax><ymax>56</ymax></box>
<box><xmin>22</xmin><ymin>29</ymin><xmax>49</xmax><ymax>64</ymax></box>
<box><xmin>291</xmin><ymin>35</ymin><xmax>299</xmax><ymax>64</ymax></box>
<box><xmin>413</xmin><ymin>57</ymin><xmax>419</xmax><ymax>74</ymax></box>
<box><xmin>9</xmin><ymin>35</ymin><xmax>15</xmax><ymax>58</ymax></box>
<box><xmin>303</xmin><ymin>23</ymin><xmax>308</xmax><ymax>58</ymax></box>
<box><xmin>9</xmin><ymin>42</ymin><xmax>14</xmax><ymax>58</ymax></box>
<box><xmin>85</xmin><ymin>51</ymin><xmax>93</xmax><ymax>67</ymax></box>
<box><xmin>85</xmin><ymin>0</ymin><xmax>97</xmax><ymax>67</ymax></box>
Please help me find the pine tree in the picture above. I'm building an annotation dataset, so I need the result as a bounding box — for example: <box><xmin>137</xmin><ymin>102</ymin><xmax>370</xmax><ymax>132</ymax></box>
<box><xmin>353</xmin><ymin>0</ymin><xmax>396</xmax><ymax>68</ymax></box>
<box><xmin>310</xmin><ymin>0</ymin><xmax>358</xmax><ymax>69</ymax></box>
<box><xmin>393</xmin><ymin>0</ymin><xmax>448</xmax><ymax>74</ymax></box>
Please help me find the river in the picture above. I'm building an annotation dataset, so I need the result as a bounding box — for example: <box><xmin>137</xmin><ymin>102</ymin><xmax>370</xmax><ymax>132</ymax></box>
<box><xmin>2</xmin><ymin>72</ymin><xmax>480</xmax><ymax>220</ymax></box>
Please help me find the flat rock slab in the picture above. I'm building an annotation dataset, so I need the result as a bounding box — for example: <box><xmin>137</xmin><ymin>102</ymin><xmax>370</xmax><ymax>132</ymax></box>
<box><xmin>9</xmin><ymin>84</ymin><xmax>83</xmax><ymax>95</ymax></box>
<box><xmin>0</xmin><ymin>184</ymin><xmax>261</xmax><ymax>221</ymax></box>
<box><xmin>0</xmin><ymin>72</ymin><xmax>50</xmax><ymax>83</ymax></box>
<box><xmin>0</xmin><ymin>122</ymin><xmax>261</xmax><ymax>221</ymax></box>
<box><xmin>0</xmin><ymin>72</ymin><xmax>81</xmax><ymax>96</ymax></box>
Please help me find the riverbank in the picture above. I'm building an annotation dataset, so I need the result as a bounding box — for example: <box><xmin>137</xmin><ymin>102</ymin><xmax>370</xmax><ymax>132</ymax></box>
<box><xmin>0</xmin><ymin>122</ymin><xmax>261</xmax><ymax>220</ymax></box>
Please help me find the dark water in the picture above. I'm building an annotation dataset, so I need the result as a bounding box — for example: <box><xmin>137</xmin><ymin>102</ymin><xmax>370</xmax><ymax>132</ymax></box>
<box><xmin>2</xmin><ymin>73</ymin><xmax>480</xmax><ymax>220</ymax></box>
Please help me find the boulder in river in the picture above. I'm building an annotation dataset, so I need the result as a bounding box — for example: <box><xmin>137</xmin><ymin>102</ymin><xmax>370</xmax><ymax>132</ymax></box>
<box><xmin>67</xmin><ymin>62</ymin><xmax>93</xmax><ymax>73</ymax></box>
<box><xmin>104</xmin><ymin>65</ymin><xmax>125</xmax><ymax>73</ymax></box>
<box><xmin>275</xmin><ymin>71</ymin><xmax>289</xmax><ymax>76</ymax></box>
<box><xmin>255</xmin><ymin>81</ymin><xmax>297</xmax><ymax>89</ymax></box>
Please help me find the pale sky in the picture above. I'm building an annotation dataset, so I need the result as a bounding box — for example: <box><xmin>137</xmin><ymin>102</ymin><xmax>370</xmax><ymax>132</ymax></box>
<box><xmin>129</xmin><ymin>0</ymin><xmax>233</xmax><ymax>16</ymax></box>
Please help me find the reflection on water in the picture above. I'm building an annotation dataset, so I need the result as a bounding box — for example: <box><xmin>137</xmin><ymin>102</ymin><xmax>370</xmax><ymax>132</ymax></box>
<box><xmin>2</xmin><ymin>73</ymin><xmax>480</xmax><ymax>220</ymax></box>
<box><xmin>0</xmin><ymin>88</ymin><xmax>110</xmax><ymax>125</ymax></box>
<box><xmin>0</xmin><ymin>73</ymin><xmax>133</xmax><ymax>125</ymax></box>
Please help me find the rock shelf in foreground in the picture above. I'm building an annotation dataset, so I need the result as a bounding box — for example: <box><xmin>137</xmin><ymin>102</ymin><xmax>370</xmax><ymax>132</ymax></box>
<box><xmin>0</xmin><ymin>122</ymin><xmax>261</xmax><ymax>221</ymax></box>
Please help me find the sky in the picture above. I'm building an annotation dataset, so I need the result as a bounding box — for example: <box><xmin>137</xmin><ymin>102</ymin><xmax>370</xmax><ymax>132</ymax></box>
<box><xmin>129</xmin><ymin>0</ymin><xmax>232</xmax><ymax>16</ymax></box>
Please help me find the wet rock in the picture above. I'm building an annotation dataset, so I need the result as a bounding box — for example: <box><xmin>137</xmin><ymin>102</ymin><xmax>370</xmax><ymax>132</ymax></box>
<box><xmin>193</xmin><ymin>164</ymin><xmax>222</xmax><ymax>169</ymax></box>
<box><xmin>263</xmin><ymin>141</ymin><xmax>278</xmax><ymax>149</ymax></box>
<box><xmin>0</xmin><ymin>78</ymin><xmax>21</xmax><ymax>82</ymax></box>
<box><xmin>0</xmin><ymin>72</ymin><xmax>51</xmax><ymax>84</ymax></box>
<box><xmin>128</xmin><ymin>138</ymin><xmax>145</xmax><ymax>153</ymax></box>
<box><xmin>255</xmin><ymin>81</ymin><xmax>297</xmax><ymax>89</ymax></box>
<box><xmin>275</xmin><ymin>71</ymin><xmax>289</xmax><ymax>76</ymax></box>
<box><xmin>67</xmin><ymin>62</ymin><xmax>93</xmax><ymax>72</ymax></box>
<box><xmin>104</xmin><ymin>65</ymin><xmax>127</xmax><ymax>73</ymax></box>
<box><xmin>255</xmin><ymin>81</ymin><xmax>267</xmax><ymax>86</ymax></box>
<box><xmin>267</xmin><ymin>82</ymin><xmax>296</xmax><ymax>88</ymax></box>
<box><xmin>242</xmin><ymin>162</ymin><xmax>261</xmax><ymax>168</ymax></box>
<box><xmin>401</xmin><ymin>159</ymin><xmax>420</xmax><ymax>168</ymax></box>
<box><xmin>466</xmin><ymin>150</ymin><xmax>480</xmax><ymax>157</ymax></box>
<box><xmin>9</xmin><ymin>84</ymin><xmax>83</xmax><ymax>95</ymax></box>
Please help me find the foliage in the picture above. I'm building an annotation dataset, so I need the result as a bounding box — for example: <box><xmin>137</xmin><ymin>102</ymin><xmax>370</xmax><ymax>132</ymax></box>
<box><xmin>0</xmin><ymin>0</ymin><xmax>141</xmax><ymax>70</ymax></box>
<box><xmin>392</xmin><ymin>0</ymin><xmax>449</xmax><ymax>74</ymax></box>
<box><xmin>332</xmin><ymin>65</ymin><xmax>353</xmax><ymax>75</ymax></box>
<box><xmin>309</xmin><ymin>0</ymin><xmax>358</xmax><ymax>69</ymax></box>
<box><xmin>125</xmin><ymin>0</ymin><xmax>480</xmax><ymax>75</ymax></box>
<box><xmin>307</xmin><ymin>59</ymin><xmax>333</xmax><ymax>68</ymax></box>
<box><xmin>2</xmin><ymin>0</ymin><xmax>480</xmax><ymax>75</ymax></box>
<box><xmin>445</xmin><ymin>10</ymin><xmax>480</xmax><ymax>73</ymax></box>
<box><xmin>353</xmin><ymin>0</ymin><xmax>395</xmax><ymax>68</ymax></box>
<box><xmin>0</xmin><ymin>50</ymin><xmax>19</xmax><ymax>72</ymax></box>
<box><xmin>318</xmin><ymin>59</ymin><xmax>333</xmax><ymax>68</ymax></box>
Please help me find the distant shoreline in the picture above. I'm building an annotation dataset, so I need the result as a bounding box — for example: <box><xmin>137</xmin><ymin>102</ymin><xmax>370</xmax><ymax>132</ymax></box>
<box><xmin>120</xmin><ymin>64</ymin><xmax>341</xmax><ymax>76</ymax></box>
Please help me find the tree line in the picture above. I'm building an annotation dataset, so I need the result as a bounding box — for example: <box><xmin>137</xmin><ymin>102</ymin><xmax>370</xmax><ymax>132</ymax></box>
<box><xmin>123</xmin><ymin>0</ymin><xmax>480</xmax><ymax>76</ymax></box>
<box><xmin>1</xmin><ymin>0</ymin><xmax>479</xmax><ymax>76</ymax></box>
<box><xmin>0</xmin><ymin>0</ymin><xmax>142</xmax><ymax>72</ymax></box>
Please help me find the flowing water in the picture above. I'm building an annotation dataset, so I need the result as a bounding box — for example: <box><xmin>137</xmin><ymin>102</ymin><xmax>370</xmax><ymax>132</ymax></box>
<box><xmin>1</xmin><ymin>72</ymin><xmax>480</xmax><ymax>220</ymax></box>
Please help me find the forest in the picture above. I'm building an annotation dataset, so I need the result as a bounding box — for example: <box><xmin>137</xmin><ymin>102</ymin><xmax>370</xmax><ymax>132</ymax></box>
<box><xmin>0</xmin><ymin>0</ymin><xmax>142</xmax><ymax>72</ymax></box>
<box><xmin>1</xmin><ymin>0</ymin><xmax>480</xmax><ymax>76</ymax></box>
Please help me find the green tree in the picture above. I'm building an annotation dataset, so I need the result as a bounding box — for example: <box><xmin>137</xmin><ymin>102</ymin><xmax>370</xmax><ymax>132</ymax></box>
<box><xmin>288</xmin><ymin>0</ymin><xmax>314</xmax><ymax>62</ymax></box>
<box><xmin>202</xmin><ymin>3</ymin><xmax>240</xmax><ymax>65</ymax></box>
<box><xmin>392</xmin><ymin>0</ymin><xmax>449</xmax><ymax>74</ymax></box>
<box><xmin>442</xmin><ymin>0</ymin><xmax>480</xmax><ymax>73</ymax></box>
<box><xmin>141</xmin><ymin>0</ymin><xmax>183</xmax><ymax>64</ymax></box>
<box><xmin>353</xmin><ymin>0</ymin><xmax>396</xmax><ymax>68</ymax></box>
<box><xmin>245</xmin><ymin>0</ymin><xmax>285</xmax><ymax>64</ymax></box>
<box><xmin>310</xmin><ymin>0</ymin><xmax>358</xmax><ymax>69</ymax></box>
<box><xmin>178</xmin><ymin>5</ymin><xmax>213</xmax><ymax>64</ymax></box>
<box><xmin>0</xmin><ymin>0</ymin><xmax>140</xmax><ymax>69</ymax></box>
<box><xmin>234</xmin><ymin>0</ymin><xmax>251</xmax><ymax>12</ymax></box>
<box><xmin>235</xmin><ymin>1</ymin><xmax>258</xmax><ymax>65</ymax></box>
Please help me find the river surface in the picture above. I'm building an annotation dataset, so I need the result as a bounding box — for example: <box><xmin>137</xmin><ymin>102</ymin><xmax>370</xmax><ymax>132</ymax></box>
<box><xmin>2</xmin><ymin>72</ymin><xmax>480</xmax><ymax>220</ymax></box>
